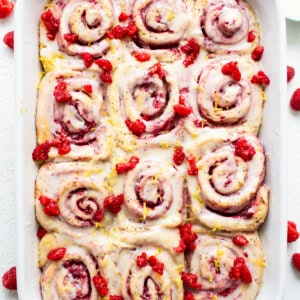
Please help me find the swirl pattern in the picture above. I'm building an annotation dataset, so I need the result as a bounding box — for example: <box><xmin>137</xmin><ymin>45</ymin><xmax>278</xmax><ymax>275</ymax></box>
<box><xmin>37</xmin><ymin>70</ymin><xmax>113</xmax><ymax>160</ymax></box>
<box><xmin>185</xmin><ymin>228</ymin><xmax>265</xmax><ymax>299</ymax></box>
<box><xmin>186</xmin><ymin>130</ymin><xmax>269</xmax><ymax>231</ymax></box>
<box><xmin>191</xmin><ymin>0</ymin><xmax>259</xmax><ymax>54</ymax></box>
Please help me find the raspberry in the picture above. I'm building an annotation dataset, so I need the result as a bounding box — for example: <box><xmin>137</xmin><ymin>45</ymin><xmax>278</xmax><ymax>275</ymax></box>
<box><xmin>104</xmin><ymin>194</ymin><xmax>124</xmax><ymax>214</ymax></box>
<box><xmin>0</xmin><ymin>0</ymin><xmax>14</xmax><ymax>19</ymax></box>
<box><xmin>63</xmin><ymin>33</ymin><xmax>78</xmax><ymax>44</ymax></box>
<box><xmin>229</xmin><ymin>258</ymin><xmax>244</xmax><ymax>281</ymax></box>
<box><xmin>94</xmin><ymin>209</ymin><xmax>105</xmax><ymax>222</ymax></box>
<box><xmin>127</xmin><ymin>22</ymin><xmax>138</xmax><ymax>36</ymax></box>
<box><xmin>173</xmin><ymin>239</ymin><xmax>186</xmax><ymax>253</ymax></box>
<box><xmin>107</xmin><ymin>22</ymin><xmax>137</xmax><ymax>40</ymax></box>
<box><xmin>83</xmin><ymin>84</ymin><xmax>93</xmax><ymax>94</ymax></box>
<box><xmin>100</xmin><ymin>71</ymin><xmax>113</xmax><ymax>84</ymax></box>
<box><xmin>149</xmin><ymin>63</ymin><xmax>164</xmax><ymax>79</ymax></box>
<box><xmin>179</xmin><ymin>223</ymin><xmax>198</xmax><ymax>251</ymax></box>
<box><xmin>118</xmin><ymin>12</ymin><xmax>128</xmax><ymax>22</ymax></box>
<box><xmin>174</xmin><ymin>104</ymin><xmax>192</xmax><ymax>116</ymax></box>
<box><xmin>290</xmin><ymin>88</ymin><xmax>300</xmax><ymax>111</ymax></box>
<box><xmin>125</xmin><ymin>118</ymin><xmax>146</xmax><ymax>136</ymax></box>
<box><xmin>116</xmin><ymin>156</ymin><xmax>139</xmax><ymax>174</ymax></box>
<box><xmin>240</xmin><ymin>263</ymin><xmax>252</xmax><ymax>284</ymax></box>
<box><xmin>133</xmin><ymin>52</ymin><xmax>151</xmax><ymax>62</ymax></box>
<box><xmin>180</xmin><ymin>38</ymin><xmax>200</xmax><ymax>67</ymax></box>
<box><xmin>251</xmin><ymin>46</ymin><xmax>264</xmax><ymax>61</ymax></box>
<box><xmin>39</xmin><ymin>195</ymin><xmax>53</xmax><ymax>206</ymax></box>
<box><xmin>292</xmin><ymin>253</ymin><xmax>300</xmax><ymax>271</ymax></box>
<box><xmin>47</xmin><ymin>247</ymin><xmax>66</xmax><ymax>260</ymax></box>
<box><xmin>53</xmin><ymin>81</ymin><xmax>72</xmax><ymax>103</ymax></box>
<box><xmin>221</xmin><ymin>61</ymin><xmax>241</xmax><ymax>81</ymax></box>
<box><xmin>234</xmin><ymin>138</ymin><xmax>256</xmax><ymax>161</ymax></box>
<box><xmin>148</xmin><ymin>256</ymin><xmax>164</xmax><ymax>275</ymax></box>
<box><xmin>94</xmin><ymin>59</ymin><xmax>113</xmax><ymax>72</ymax></box>
<box><xmin>32</xmin><ymin>142</ymin><xmax>51</xmax><ymax>161</ymax></box>
<box><xmin>186</xmin><ymin>156</ymin><xmax>198</xmax><ymax>176</ymax></box>
<box><xmin>41</xmin><ymin>9</ymin><xmax>60</xmax><ymax>40</ymax></box>
<box><xmin>110</xmin><ymin>296</ymin><xmax>124</xmax><ymax>300</ymax></box>
<box><xmin>251</xmin><ymin>70</ymin><xmax>270</xmax><ymax>85</ymax></box>
<box><xmin>287</xmin><ymin>66</ymin><xmax>295</xmax><ymax>83</ymax></box>
<box><xmin>93</xmin><ymin>276</ymin><xmax>109</xmax><ymax>297</ymax></box>
<box><xmin>3</xmin><ymin>31</ymin><xmax>13</xmax><ymax>49</ymax></box>
<box><xmin>136</xmin><ymin>252</ymin><xmax>148</xmax><ymax>267</ymax></box>
<box><xmin>173</xmin><ymin>146</ymin><xmax>185</xmax><ymax>166</ymax></box>
<box><xmin>81</xmin><ymin>53</ymin><xmax>94</xmax><ymax>68</ymax></box>
<box><xmin>2</xmin><ymin>267</ymin><xmax>17</xmax><ymax>290</ymax></box>
<box><xmin>232</xmin><ymin>235</ymin><xmax>249</xmax><ymax>246</ymax></box>
<box><xmin>288</xmin><ymin>221</ymin><xmax>299</xmax><ymax>243</ymax></box>
<box><xmin>37</xmin><ymin>227</ymin><xmax>47</xmax><ymax>239</ymax></box>
<box><xmin>184</xmin><ymin>293</ymin><xmax>195</xmax><ymax>300</ymax></box>
<box><xmin>181</xmin><ymin>272</ymin><xmax>202</xmax><ymax>290</ymax></box>
<box><xmin>43</xmin><ymin>202</ymin><xmax>60</xmax><ymax>216</ymax></box>
<box><xmin>57</xmin><ymin>139</ymin><xmax>71</xmax><ymax>155</ymax></box>
<box><xmin>247</xmin><ymin>31</ymin><xmax>256</xmax><ymax>42</ymax></box>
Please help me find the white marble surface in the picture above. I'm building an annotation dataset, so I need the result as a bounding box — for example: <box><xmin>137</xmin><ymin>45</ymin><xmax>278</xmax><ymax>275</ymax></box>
<box><xmin>0</xmin><ymin>6</ymin><xmax>300</xmax><ymax>300</ymax></box>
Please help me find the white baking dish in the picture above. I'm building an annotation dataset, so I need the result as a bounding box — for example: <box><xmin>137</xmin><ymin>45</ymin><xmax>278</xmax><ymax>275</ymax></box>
<box><xmin>15</xmin><ymin>0</ymin><xmax>287</xmax><ymax>299</ymax></box>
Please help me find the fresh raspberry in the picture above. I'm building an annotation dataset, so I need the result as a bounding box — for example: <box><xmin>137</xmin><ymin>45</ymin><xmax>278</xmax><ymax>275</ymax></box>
<box><xmin>251</xmin><ymin>70</ymin><xmax>270</xmax><ymax>85</ymax></box>
<box><xmin>173</xmin><ymin>239</ymin><xmax>186</xmax><ymax>253</ymax></box>
<box><xmin>0</xmin><ymin>0</ymin><xmax>14</xmax><ymax>19</ymax></box>
<box><xmin>247</xmin><ymin>31</ymin><xmax>256</xmax><ymax>42</ymax></box>
<box><xmin>127</xmin><ymin>22</ymin><xmax>138</xmax><ymax>36</ymax></box>
<box><xmin>53</xmin><ymin>81</ymin><xmax>72</xmax><ymax>103</ymax></box>
<box><xmin>181</xmin><ymin>272</ymin><xmax>202</xmax><ymax>290</ymax></box>
<box><xmin>229</xmin><ymin>258</ymin><xmax>244</xmax><ymax>281</ymax></box>
<box><xmin>100</xmin><ymin>71</ymin><xmax>113</xmax><ymax>84</ymax></box>
<box><xmin>94</xmin><ymin>209</ymin><xmax>105</xmax><ymax>222</ymax></box>
<box><xmin>174</xmin><ymin>104</ymin><xmax>192</xmax><ymax>116</ymax></box>
<box><xmin>129</xmin><ymin>156</ymin><xmax>139</xmax><ymax>165</ymax></box>
<box><xmin>240</xmin><ymin>263</ymin><xmax>252</xmax><ymax>284</ymax></box>
<box><xmin>125</xmin><ymin>118</ymin><xmax>146</xmax><ymax>136</ymax></box>
<box><xmin>180</xmin><ymin>38</ymin><xmax>200</xmax><ymax>67</ymax></box>
<box><xmin>133</xmin><ymin>52</ymin><xmax>151</xmax><ymax>62</ymax></box>
<box><xmin>186</xmin><ymin>156</ymin><xmax>198</xmax><ymax>176</ymax></box>
<box><xmin>39</xmin><ymin>195</ymin><xmax>53</xmax><ymax>206</ymax></box>
<box><xmin>37</xmin><ymin>227</ymin><xmax>47</xmax><ymax>239</ymax></box>
<box><xmin>251</xmin><ymin>46</ymin><xmax>264</xmax><ymax>61</ymax></box>
<box><xmin>292</xmin><ymin>253</ymin><xmax>300</xmax><ymax>271</ymax></box>
<box><xmin>288</xmin><ymin>221</ymin><xmax>299</xmax><ymax>243</ymax></box>
<box><xmin>136</xmin><ymin>252</ymin><xmax>148</xmax><ymax>267</ymax></box>
<box><xmin>116</xmin><ymin>156</ymin><xmax>139</xmax><ymax>174</ymax></box>
<box><xmin>83</xmin><ymin>84</ymin><xmax>93</xmax><ymax>94</ymax></box>
<box><xmin>110</xmin><ymin>296</ymin><xmax>124</xmax><ymax>300</ymax></box>
<box><xmin>43</xmin><ymin>202</ymin><xmax>60</xmax><ymax>216</ymax></box>
<box><xmin>2</xmin><ymin>267</ymin><xmax>17</xmax><ymax>290</ymax></box>
<box><xmin>290</xmin><ymin>88</ymin><xmax>300</xmax><ymax>111</ymax></box>
<box><xmin>94</xmin><ymin>59</ymin><xmax>113</xmax><ymax>72</ymax></box>
<box><xmin>104</xmin><ymin>194</ymin><xmax>124</xmax><ymax>214</ymax></box>
<box><xmin>93</xmin><ymin>275</ymin><xmax>109</xmax><ymax>297</ymax></box>
<box><xmin>221</xmin><ymin>61</ymin><xmax>241</xmax><ymax>81</ymax></box>
<box><xmin>32</xmin><ymin>142</ymin><xmax>51</xmax><ymax>161</ymax></box>
<box><xmin>3</xmin><ymin>31</ymin><xmax>13</xmax><ymax>49</ymax></box>
<box><xmin>173</xmin><ymin>146</ymin><xmax>185</xmax><ymax>166</ymax></box>
<box><xmin>107</xmin><ymin>22</ymin><xmax>137</xmax><ymax>40</ymax></box>
<box><xmin>184</xmin><ymin>293</ymin><xmax>195</xmax><ymax>300</ymax></box>
<box><xmin>232</xmin><ymin>235</ymin><xmax>249</xmax><ymax>247</ymax></box>
<box><xmin>234</xmin><ymin>138</ymin><xmax>256</xmax><ymax>161</ymax></box>
<box><xmin>118</xmin><ymin>12</ymin><xmax>128</xmax><ymax>22</ymax></box>
<box><xmin>149</xmin><ymin>63</ymin><xmax>164</xmax><ymax>79</ymax></box>
<box><xmin>179</xmin><ymin>223</ymin><xmax>198</xmax><ymax>251</ymax></box>
<box><xmin>148</xmin><ymin>256</ymin><xmax>164</xmax><ymax>275</ymax></box>
<box><xmin>287</xmin><ymin>66</ymin><xmax>295</xmax><ymax>83</ymax></box>
<box><xmin>41</xmin><ymin>9</ymin><xmax>60</xmax><ymax>40</ymax></box>
<box><xmin>63</xmin><ymin>33</ymin><xmax>78</xmax><ymax>44</ymax></box>
<box><xmin>57</xmin><ymin>139</ymin><xmax>71</xmax><ymax>155</ymax></box>
<box><xmin>47</xmin><ymin>247</ymin><xmax>66</xmax><ymax>260</ymax></box>
<box><xmin>81</xmin><ymin>52</ymin><xmax>94</xmax><ymax>68</ymax></box>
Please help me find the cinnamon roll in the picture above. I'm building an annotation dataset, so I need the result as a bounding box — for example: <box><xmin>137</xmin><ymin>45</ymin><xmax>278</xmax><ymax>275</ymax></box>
<box><xmin>186</xmin><ymin>130</ymin><xmax>269</xmax><ymax>231</ymax></box>
<box><xmin>36</xmin><ymin>70</ymin><xmax>113</xmax><ymax>161</ymax></box>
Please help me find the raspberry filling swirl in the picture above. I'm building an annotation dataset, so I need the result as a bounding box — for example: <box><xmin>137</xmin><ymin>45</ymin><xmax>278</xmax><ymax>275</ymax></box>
<box><xmin>132</xmin><ymin>0</ymin><xmax>189</xmax><ymax>48</ymax></box>
<box><xmin>186</xmin><ymin>232</ymin><xmax>264</xmax><ymax>299</ymax></box>
<box><xmin>123</xmin><ymin>160</ymin><xmax>184</xmax><ymax>223</ymax></box>
<box><xmin>41</xmin><ymin>245</ymin><xmax>98</xmax><ymax>300</ymax></box>
<box><xmin>58</xmin><ymin>180</ymin><xmax>108</xmax><ymax>227</ymax></box>
<box><xmin>57</xmin><ymin>0</ymin><xmax>114</xmax><ymax>56</ymax></box>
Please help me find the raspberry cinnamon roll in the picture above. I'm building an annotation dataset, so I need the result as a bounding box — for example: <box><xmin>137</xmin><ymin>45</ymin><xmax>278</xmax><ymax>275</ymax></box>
<box><xmin>186</xmin><ymin>130</ymin><xmax>269</xmax><ymax>231</ymax></box>
<box><xmin>117</xmin><ymin>155</ymin><xmax>185</xmax><ymax>230</ymax></box>
<box><xmin>108</xmin><ymin>62</ymin><xmax>185</xmax><ymax>150</ymax></box>
<box><xmin>127</xmin><ymin>0</ymin><xmax>192</xmax><ymax>62</ymax></box>
<box><xmin>190</xmin><ymin>57</ymin><xmax>263</xmax><ymax>134</ymax></box>
<box><xmin>185</xmin><ymin>229</ymin><xmax>264</xmax><ymax>299</ymax></box>
<box><xmin>40</xmin><ymin>0</ymin><xmax>124</xmax><ymax>71</ymax></box>
<box><xmin>35</xmin><ymin>161</ymin><xmax>114</xmax><ymax>237</ymax></box>
<box><xmin>191</xmin><ymin>0</ymin><xmax>259</xmax><ymax>54</ymax></box>
<box><xmin>36</xmin><ymin>70</ymin><xmax>113</xmax><ymax>161</ymax></box>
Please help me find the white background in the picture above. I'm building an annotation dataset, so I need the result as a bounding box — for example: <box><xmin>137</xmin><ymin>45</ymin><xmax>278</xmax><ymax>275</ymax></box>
<box><xmin>0</xmin><ymin>4</ymin><xmax>300</xmax><ymax>300</ymax></box>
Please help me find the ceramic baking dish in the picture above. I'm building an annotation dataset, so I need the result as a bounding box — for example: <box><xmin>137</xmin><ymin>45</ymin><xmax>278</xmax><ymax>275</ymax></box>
<box><xmin>15</xmin><ymin>0</ymin><xmax>287</xmax><ymax>298</ymax></box>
